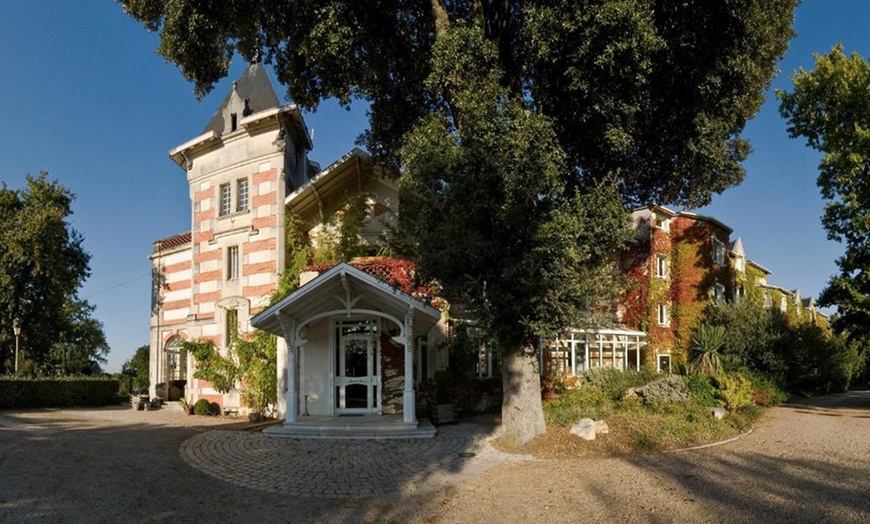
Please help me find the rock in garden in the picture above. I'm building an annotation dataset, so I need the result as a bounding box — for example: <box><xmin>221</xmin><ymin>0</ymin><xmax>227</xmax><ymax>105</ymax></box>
<box><xmin>570</xmin><ymin>418</ymin><xmax>597</xmax><ymax>440</ymax></box>
<box><xmin>709</xmin><ymin>407</ymin><xmax>727</xmax><ymax>420</ymax></box>
<box><xmin>594</xmin><ymin>420</ymin><xmax>610</xmax><ymax>435</ymax></box>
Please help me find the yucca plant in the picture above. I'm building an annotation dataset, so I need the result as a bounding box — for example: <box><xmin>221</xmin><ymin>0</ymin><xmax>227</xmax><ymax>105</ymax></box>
<box><xmin>691</xmin><ymin>323</ymin><xmax>726</xmax><ymax>375</ymax></box>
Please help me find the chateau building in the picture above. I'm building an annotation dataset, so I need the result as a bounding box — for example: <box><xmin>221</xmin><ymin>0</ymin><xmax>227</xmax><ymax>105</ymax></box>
<box><xmin>150</xmin><ymin>65</ymin><xmax>826</xmax><ymax>427</ymax></box>
<box><xmin>149</xmin><ymin>64</ymin><xmax>448</xmax><ymax>434</ymax></box>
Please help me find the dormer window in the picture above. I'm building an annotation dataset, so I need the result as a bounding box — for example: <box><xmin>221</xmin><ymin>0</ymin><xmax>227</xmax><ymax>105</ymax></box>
<box><xmin>654</xmin><ymin>214</ymin><xmax>670</xmax><ymax>233</ymax></box>
<box><xmin>230</xmin><ymin>113</ymin><xmax>238</xmax><ymax>132</ymax></box>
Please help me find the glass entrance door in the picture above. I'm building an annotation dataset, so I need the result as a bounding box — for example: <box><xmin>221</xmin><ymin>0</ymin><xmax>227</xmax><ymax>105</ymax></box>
<box><xmin>335</xmin><ymin>321</ymin><xmax>380</xmax><ymax>413</ymax></box>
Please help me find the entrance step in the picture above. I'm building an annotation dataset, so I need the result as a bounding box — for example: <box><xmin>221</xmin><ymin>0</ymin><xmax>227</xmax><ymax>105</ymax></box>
<box><xmin>263</xmin><ymin>417</ymin><xmax>437</xmax><ymax>440</ymax></box>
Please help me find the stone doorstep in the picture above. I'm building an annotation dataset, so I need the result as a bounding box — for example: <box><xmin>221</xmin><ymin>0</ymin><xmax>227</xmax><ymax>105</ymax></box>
<box><xmin>262</xmin><ymin>418</ymin><xmax>437</xmax><ymax>440</ymax></box>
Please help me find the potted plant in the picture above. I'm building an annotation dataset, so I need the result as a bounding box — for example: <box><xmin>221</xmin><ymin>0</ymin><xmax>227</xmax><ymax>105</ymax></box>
<box><xmin>179</xmin><ymin>397</ymin><xmax>193</xmax><ymax>415</ymax></box>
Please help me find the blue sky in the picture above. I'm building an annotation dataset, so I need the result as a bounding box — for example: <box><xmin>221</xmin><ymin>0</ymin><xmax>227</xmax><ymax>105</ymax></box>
<box><xmin>0</xmin><ymin>1</ymin><xmax>861</xmax><ymax>372</ymax></box>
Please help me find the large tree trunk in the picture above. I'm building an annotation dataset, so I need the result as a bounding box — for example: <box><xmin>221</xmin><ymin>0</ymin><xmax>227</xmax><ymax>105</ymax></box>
<box><xmin>500</xmin><ymin>345</ymin><xmax>546</xmax><ymax>447</ymax></box>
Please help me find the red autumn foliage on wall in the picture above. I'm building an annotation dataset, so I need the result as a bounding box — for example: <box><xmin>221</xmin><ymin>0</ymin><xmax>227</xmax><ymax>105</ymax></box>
<box><xmin>621</xmin><ymin>211</ymin><xmax>732</xmax><ymax>364</ymax></box>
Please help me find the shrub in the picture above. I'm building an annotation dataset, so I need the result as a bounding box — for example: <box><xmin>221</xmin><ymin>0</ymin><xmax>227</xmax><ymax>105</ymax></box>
<box><xmin>208</xmin><ymin>402</ymin><xmax>222</xmax><ymax>416</ymax></box>
<box><xmin>193</xmin><ymin>399</ymin><xmax>210</xmax><ymax>416</ymax></box>
<box><xmin>683</xmin><ymin>374</ymin><xmax>718</xmax><ymax>407</ymax></box>
<box><xmin>691</xmin><ymin>323</ymin><xmax>726</xmax><ymax>375</ymax></box>
<box><xmin>641</xmin><ymin>374</ymin><xmax>689</xmax><ymax>404</ymax></box>
<box><xmin>0</xmin><ymin>378</ymin><xmax>120</xmax><ymax>408</ymax></box>
<box><xmin>713</xmin><ymin>373</ymin><xmax>753</xmax><ymax>410</ymax></box>
<box><xmin>544</xmin><ymin>386</ymin><xmax>613</xmax><ymax>426</ymax></box>
<box><xmin>745</xmin><ymin>372</ymin><xmax>788</xmax><ymax>406</ymax></box>
<box><xmin>582</xmin><ymin>368</ymin><xmax>657</xmax><ymax>399</ymax></box>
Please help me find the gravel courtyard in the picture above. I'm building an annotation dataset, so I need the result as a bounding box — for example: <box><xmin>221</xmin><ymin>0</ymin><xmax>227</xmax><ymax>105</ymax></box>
<box><xmin>0</xmin><ymin>391</ymin><xmax>867</xmax><ymax>523</ymax></box>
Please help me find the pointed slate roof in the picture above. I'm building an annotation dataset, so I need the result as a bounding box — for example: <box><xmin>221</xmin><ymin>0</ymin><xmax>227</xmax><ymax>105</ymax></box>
<box><xmin>202</xmin><ymin>63</ymin><xmax>281</xmax><ymax>135</ymax></box>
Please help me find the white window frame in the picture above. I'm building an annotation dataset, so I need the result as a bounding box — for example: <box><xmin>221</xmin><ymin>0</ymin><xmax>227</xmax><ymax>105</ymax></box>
<box><xmin>655</xmin><ymin>254</ymin><xmax>668</xmax><ymax>279</ymax></box>
<box><xmin>714</xmin><ymin>283</ymin><xmax>726</xmax><ymax>304</ymax></box>
<box><xmin>654</xmin><ymin>215</ymin><xmax>670</xmax><ymax>233</ymax></box>
<box><xmin>236</xmin><ymin>178</ymin><xmax>249</xmax><ymax>212</ymax></box>
<box><xmin>764</xmin><ymin>290</ymin><xmax>772</xmax><ymax>309</ymax></box>
<box><xmin>780</xmin><ymin>295</ymin><xmax>787</xmax><ymax>312</ymax></box>
<box><xmin>657</xmin><ymin>353</ymin><xmax>672</xmax><ymax>373</ymax></box>
<box><xmin>657</xmin><ymin>303</ymin><xmax>669</xmax><ymax>327</ymax></box>
<box><xmin>227</xmin><ymin>245</ymin><xmax>240</xmax><ymax>281</ymax></box>
<box><xmin>735</xmin><ymin>256</ymin><xmax>745</xmax><ymax>272</ymax></box>
<box><xmin>712</xmin><ymin>237</ymin><xmax>725</xmax><ymax>265</ymax></box>
<box><xmin>219</xmin><ymin>183</ymin><xmax>232</xmax><ymax>217</ymax></box>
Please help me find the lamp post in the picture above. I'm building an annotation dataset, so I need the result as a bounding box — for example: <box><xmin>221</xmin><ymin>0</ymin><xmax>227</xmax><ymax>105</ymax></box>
<box><xmin>13</xmin><ymin>318</ymin><xmax>21</xmax><ymax>374</ymax></box>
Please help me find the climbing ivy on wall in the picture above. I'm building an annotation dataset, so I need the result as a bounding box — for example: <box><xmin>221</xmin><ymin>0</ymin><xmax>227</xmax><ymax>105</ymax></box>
<box><xmin>669</xmin><ymin>217</ymin><xmax>732</xmax><ymax>364</ymax></box>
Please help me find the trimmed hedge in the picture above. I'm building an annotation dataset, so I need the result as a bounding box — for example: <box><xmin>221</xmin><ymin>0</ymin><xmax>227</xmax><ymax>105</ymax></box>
<box><xmin>0</xmin><ymin>378</ymin><xmax>121</xmax><ymax>408</ymax></box>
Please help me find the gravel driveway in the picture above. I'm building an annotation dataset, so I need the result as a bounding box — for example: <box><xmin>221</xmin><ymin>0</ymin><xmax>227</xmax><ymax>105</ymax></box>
<box><xmin>416</xmin><ymin>391</ymin><xmax>870</xmax><ymax>523</ymax></box>
<box><xmin>0</xmin><ymin>391</ymin><xmax>867</xmax><ymax>523</ymax></box>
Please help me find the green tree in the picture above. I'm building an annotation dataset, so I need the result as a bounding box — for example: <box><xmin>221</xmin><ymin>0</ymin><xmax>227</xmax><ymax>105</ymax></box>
<box><xmin>778</xmin><ymin>45</ymin><xmax>870</xmax><ymax>343</ymax></box>
<box><xmin>122</xmin><ymin>345</ymin><xmax>150</xmax><ymax>393</ymax></box>
<box><xmin>121</xmin><ymin>0</ymin><xmax>797</xmax><ymax>444</ymax></box>
<box><xmin>183</xmin><ymin>335</ymin><xmax>277</xmax><ymax>415</ymax></box>
<box><xmin>0</xmin><ymin>173</ymin><xmax>107</xmax><ymax>374</ymax></box>
<box><xmin>702</xmin><ymin>300</ymin><xmax>791</xmax><ymax>376</ymax></box>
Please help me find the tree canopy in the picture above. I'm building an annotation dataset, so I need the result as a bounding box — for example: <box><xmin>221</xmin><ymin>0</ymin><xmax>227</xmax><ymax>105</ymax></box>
<box><xmin>121</xmin><ymin>0</ymin><xmax>796</xmax><ymax>207</ymax></box>
<box><xmin>778</xmin><ymin>45</ymin><xmax>870</xmax><ymax>343</ymax></box>
<box><xmin>121</xmin><ymin>0</ymin><xmax>797</xmax><ymax>444</ymax></box>
<box><xmin>0</xmin><ymin>173</ymin><xmax>108</xmax><ymax>375</ymax></box>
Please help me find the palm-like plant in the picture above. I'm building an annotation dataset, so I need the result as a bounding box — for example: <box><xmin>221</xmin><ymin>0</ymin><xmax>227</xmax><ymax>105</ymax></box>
<box><xmin>691</xmin><ymin>323</ymin><xmax>726</xmax><ymax>375</ymax></box>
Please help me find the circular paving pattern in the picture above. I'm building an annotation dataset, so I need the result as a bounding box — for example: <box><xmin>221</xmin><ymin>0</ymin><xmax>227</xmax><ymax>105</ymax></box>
<box><xmin>179</xmin><ymin>424</ymin><xmax>530</xmax><ymax>499</ymax></box>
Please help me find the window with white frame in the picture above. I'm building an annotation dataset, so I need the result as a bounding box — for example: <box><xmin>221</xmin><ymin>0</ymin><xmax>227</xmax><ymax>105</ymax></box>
<box><xmin>657</xmin><ymin>354</ymin><xmax>672</xmax><ymax>373</ymax></box>
<box><xmin>736</xmin><ymin>284</ymin><xmax>745</xmax><ymax>300</ymax></box>
<box><xmin>657</xmin><ymin>303</ymin><xmax>669</xmax><ymax>326</ymax></box>
<box><xmin>780</xmin><ymin>295</ymin><xmax>787</xmax><ymax>312</ymax></box>
<box><xmin>712</xmin><ymin>237</ymin><xmax>725</xmax><ymax>265</ymax></box>
<box><xmin>735</xmin><ymin>256</ymin><xmax>745</xmax><ymax>272</ymax></box>
<box><xmin>166</xmin><ymin>336</ymin><xmax>186</xmax><ymax>381</ymax></box>
<box><xmin>655</xmin><ymin>215</ymin><xmax>670</xmax><ymax>233</ymax></box>
<box><xmin>713</xmin><ymin>282</ymin><xmax>726</xmax><ymax>304</ymax></box>
<box><xmin>219</xmin><ymin>183</ymin><xmax>232</xmax><ymax>216</ymax></box>
<box><xmin>655</xmin><ymin>254</ymin><xmax>668</xmax><ymax>279</ymax></box>
<box><xmin>236</xmin><ymin>178</ymin><xmax>249</xmax><ymax>212</ymax></box>
<box><xmin>227</xmin><ymin>245</ymin><xmax>239</xmax><ymax>280</ymax></box>
<box><xmin>764</xmin><ymin>290</ymin><xmax>772</xmax><ymax>308</ymax></box>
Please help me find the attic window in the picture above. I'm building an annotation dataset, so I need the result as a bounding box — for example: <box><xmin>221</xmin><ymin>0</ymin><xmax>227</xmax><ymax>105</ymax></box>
<box><xmin>230</xmin><ymin>113</ymin><xmax>238</xmax><ymax>132</ymax></box>
<box><xmin>654</xmin><ymin>214</ymin><xmax>670</xmax><ymax>233</ymax></box>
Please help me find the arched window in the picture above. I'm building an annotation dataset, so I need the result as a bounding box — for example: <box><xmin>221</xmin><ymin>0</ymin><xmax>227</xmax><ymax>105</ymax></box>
<box><xmin>166</xmin><ymin>336</ymin><xmax>186</xmax><ymax>381</ymax></box>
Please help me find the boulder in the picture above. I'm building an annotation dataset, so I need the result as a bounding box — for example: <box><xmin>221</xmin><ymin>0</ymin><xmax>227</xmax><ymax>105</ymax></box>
<box><xmin>594</xmin><ymin>420</ymin><xmax>610</xmax><ymax>435</ymax></box>
<box><xmin>709</xmin><ymin>407</ymin><xmax>727</xmax><ymax>420</ymax></box>
<box><xmin>623</xmin><ymin>387</ymin><xmax>641</xmax><ymax>399</ymax></box>
<box><xmin>570</xmin><ymin>418</ymin><xmax>597</xmax><ymax>440</ymax></box>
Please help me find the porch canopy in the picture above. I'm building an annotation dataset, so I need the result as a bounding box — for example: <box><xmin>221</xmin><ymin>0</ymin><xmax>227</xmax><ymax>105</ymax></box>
<box><xmin>251</xmin><ymin>263</ymin><xmax>441</xmax><ymax>427</ymax></box>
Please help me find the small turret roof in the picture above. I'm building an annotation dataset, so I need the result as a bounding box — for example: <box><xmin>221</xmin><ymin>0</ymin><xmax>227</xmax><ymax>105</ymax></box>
<box><xmin>202</xmin><ymin>63</ymin><xmax>280</xmax><ymax>135</ymax></box>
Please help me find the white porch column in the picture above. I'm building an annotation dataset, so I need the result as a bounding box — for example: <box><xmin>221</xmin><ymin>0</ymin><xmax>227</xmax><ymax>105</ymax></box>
<box><xmin>276</xmin><ymin>336</ymin><xmax>287</xmax><ymax>417</ymax></box>
<box><xmin>278</xmin><ymin>315</ymin><xmax>298</xmax><ymax>424</ymax></box>
<box><xmin>403</xmin><ymin>306</ymin><xmax>416</xmax><ymax>424</ymax></box>
<box><xmin>636</xmin><ymin>336</ymin><xmax>641</xmax><ymax>371</ymax></box>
